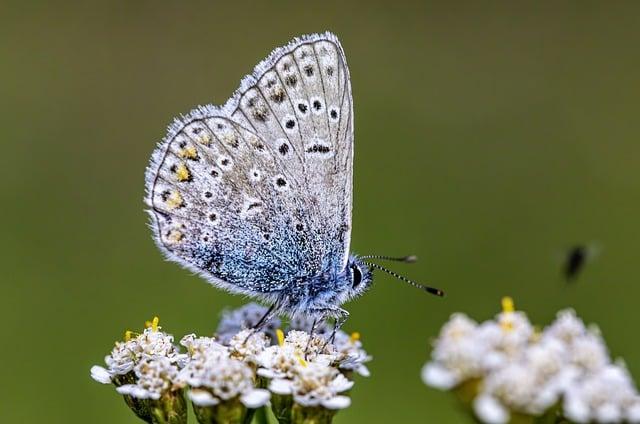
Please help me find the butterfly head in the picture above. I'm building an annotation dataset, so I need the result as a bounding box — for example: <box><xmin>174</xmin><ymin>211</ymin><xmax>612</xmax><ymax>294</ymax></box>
<box><xmin>343</xmin><ymin>256</ymin><xmax>374</xmax><ymax>299</ymax></box>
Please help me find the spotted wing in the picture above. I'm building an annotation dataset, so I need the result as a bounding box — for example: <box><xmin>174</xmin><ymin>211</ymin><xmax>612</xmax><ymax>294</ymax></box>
<box><xmin>144</xmin><ymin>32</ymin><xmax>353</xmax><ymax>297</ymax></box>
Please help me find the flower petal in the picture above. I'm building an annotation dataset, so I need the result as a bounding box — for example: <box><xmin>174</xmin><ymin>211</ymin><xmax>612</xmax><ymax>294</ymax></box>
<box><xmin>627</xmin><ymin>401</ymin><xmax>640</xmax><ymax>423</ymax></box>
<box><xmin>356</xmin><ymin>365</ymin><xmax>370</xmax><ymax>377</ymax></box>
<box><xmin>116</xmin><ymin>384</ymin><xmax>158</xmax><ymax>400</ymax></box>
<box><xmin>563</xmin><ymin>392</ymin><xmax>590</xmax><ymax>423</ymax></box>
<box><xmin>257</xmin><ymin>368</ymin><xmax>278</xmax><ymax>379</ymax></box>
<box><xmin>90</xmin><ymin>365</ymin><xmax>112</xmax><ymax>384</ymax></box>
<box><xmin>269</xmin><ymin>378</ymin><xmax>293</xmax><ymax>395</ymax></box>
<box><xmin>189</xmin><ymin>390</ymin><xmax>219</xmax><ymax>406</ymax></box>
<box><xmin>240</xmin><ymin>388</ymin><xmax>270</xmax><ymax>408</ymax></box>
<box><xmin>322</xmin><ymin>395</ymin><xmax>351</xmax><ymax>410</ymax></box>
<box><xmin>331</xmin><ymin>374</ymin><xmax>354</xmax><ymax>392</ymax></box>
<box><xmin>473</xmin><ymin>395</ymin><xmax>509</xmax><ymax>424</ymax></box>
<box><xmin>595</xmin><ymin>403</ymin><xmax>621</xmax><ymax>423</ymax></box>
<box><xmin>421</xmin><ymin>363</ymin><xmax>457</xmax><ymax>390</ymax></box>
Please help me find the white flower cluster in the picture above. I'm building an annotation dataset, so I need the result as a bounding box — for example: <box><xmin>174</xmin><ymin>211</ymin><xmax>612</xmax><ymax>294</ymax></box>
<box><xmin>91</xmin><ymin>318</ymin><xmax>185</xmax><ymax>393</ymax></box>
<box><xmin>91</xmin><ymin>305</ymin><xmax>371</xmax><ymax>423</ymax></box>
<box><xmin>117</xmin><ymin>357</ymin><xmax>180</xmax><ymax>400</ymax></box>
<box><xmin>422</xmin><ymin>298</ymin><xmax>640</xmax><ymax>424</ymax></box>
<box><xmin>178</xmin><ymin>332</ymin><xmax>270</xmax><ymax>409</ymax></box>
<box><xmin>257</xmin><ymin>329</ymin><xmax>354</xmax><ymax>410</ymax></box>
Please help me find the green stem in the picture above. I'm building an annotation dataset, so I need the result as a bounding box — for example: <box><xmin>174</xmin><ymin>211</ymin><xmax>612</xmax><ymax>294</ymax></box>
<box><xmin>252</xmin><ymin>406</ymin><xmax>269</xmax><ymax>424</ymax></box>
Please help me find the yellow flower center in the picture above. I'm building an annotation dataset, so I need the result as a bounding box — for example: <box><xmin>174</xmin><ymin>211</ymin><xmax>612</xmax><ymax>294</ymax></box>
<box><xmin>501</xmin><ymin>320</ymin><xmax>514</xmax><ymax>331</ymax></box>
<box><xmin>500</xmin><ymin>297</ymin><xmax>516</xmax><ymax>331</ymax></box>
<box><xmin>145</xmin><ymin>316</ymin><xmax>160</xmax><ymax>332</ymax></box>
<box><xmin>276</xmin><ymin>329</ymin><xmax>285</xmax><ymax>347</ymax></box>
<box><xmin>501</xmin><ymin>296</ymin><xmax>515</xmax><ymax>313</ymax></box>
<box><xmin>350</xmin><ymin>331</ymin><xmax>361</xmax><ymax>343</ymax></box>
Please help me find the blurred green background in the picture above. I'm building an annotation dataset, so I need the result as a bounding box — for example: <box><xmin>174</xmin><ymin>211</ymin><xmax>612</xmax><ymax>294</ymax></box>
<box><xmin>2</xmin><ymin>1</ymin><xmax>640</xmax><ymax>422</ymax></box>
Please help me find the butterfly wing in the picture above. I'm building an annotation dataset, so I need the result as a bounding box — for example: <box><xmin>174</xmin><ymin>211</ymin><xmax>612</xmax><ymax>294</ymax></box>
<box><xmin>145</xmin><ymin>32</ymin><xmax>353</xmax><ymax>298</ymax></box>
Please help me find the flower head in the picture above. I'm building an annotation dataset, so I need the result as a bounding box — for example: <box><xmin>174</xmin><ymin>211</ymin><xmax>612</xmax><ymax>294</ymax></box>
<box><xmin>332</xmin><ymin>330</ymin><xmax>371</xmax><ymax>377</ymax></box>
<box><xmin>563</xmin><ymin>363</ymin><xmax>640</xmax><ymax>423</ymax></box>
<box><xmin>257</xmin><ymin>329</ymin><xmax>334</xmax><ymax>380</ymax></box>
<box><xmin>423</xmin><ymin>313</ymin><xmax>486</xmax><ymax>389</ymax></box>
<box><xmin>186</xmin><ymin>355</ymin><xmax>270</xmax><ymax>409</ymax></box>
<box><xmin>135</xmin><ymin>326</ymin><xmax>184</xmax><ymax>363</ymax></box>
<box><xmin>177</xmin><ymin>339</ymin><xmax>228</xmax><ymax>388</ymax></box>
<box><xmin>104</xmin><ymin>339</ymin><xmax>138</xmax><ymax>377</ymax></box>
<box><xmin>270</xmin><ymin>361</ymin><xmax>353</xmax><ymax>410</ymax></box>
<box><xmin>180</xmin><ymin>333</ymin><xmax>223</xmax><ymax>356</ymax></box>
<box><xmin>228</xmin><ymin>329</ymin><xmax>270</xmax><ymax>364</ymax></box>
<box><xmin>423</xmin><ymin>299</ymin><xmax>640</xmax><ymax>424</ymax></box>
<box><xmin>116</xmin><ymin>357</ymin><xmax>181</xmax><ymax>400</ymax></box>
<box><xmin>93</xmin><ymin>316</ymin><xmax>184</xmax><ymax>387</ymax></box>
<box><xmin>93</xmin><ymin>313</ymin><xmax>368</xmax><ymax>422</ymax></box>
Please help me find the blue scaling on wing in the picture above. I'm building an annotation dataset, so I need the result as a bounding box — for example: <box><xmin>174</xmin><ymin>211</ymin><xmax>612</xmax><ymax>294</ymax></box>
<box><xmin>144</xmin><ymin>32</ymin><xmax>356</xmax><ymax>311</ymax></box>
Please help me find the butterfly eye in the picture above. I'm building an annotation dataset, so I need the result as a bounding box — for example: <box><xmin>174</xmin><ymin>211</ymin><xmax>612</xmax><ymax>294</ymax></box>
<box><xmin>351</xmin><ymin>265</ymin><xmax>362</xmax><ymax>289</ymax></box>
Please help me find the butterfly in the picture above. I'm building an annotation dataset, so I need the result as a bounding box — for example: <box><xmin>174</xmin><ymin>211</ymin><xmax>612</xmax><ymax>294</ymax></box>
<box><xmin>144</xmin><ymin>32</ymin><xmax>442</xmax><ymax>333</ymax></box>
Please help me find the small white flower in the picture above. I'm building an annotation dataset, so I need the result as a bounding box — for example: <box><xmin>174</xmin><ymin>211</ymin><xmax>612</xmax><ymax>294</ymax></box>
<box><xmin>187</xmin><ymin>354</ymin><xmax>270</xmax><ymax>409</ymax></box>
<box><xmin>526</xmin><ymin>337</ymin><xmax>568</xmax><ymax>379</ymax></box>
<box><xmin>283</xmin><ymin>330</ymin><xmax>333</xmax><ymax>358</ymax></box>
<box><xmin>545</xmin><ymin>309</ymin><xmax>587</xmax><ymax>344</ymax></box>
<box><xmin>136</xmin><ymin>327</ymin><xmax>182</xmax><ymax>363</ymax></box>
<box><xmin>427</xmin><ymin>314</ymin><xmax>487</xmax><ymax>387</ymax></box>
<box><xmin>440</xmin><ymin>313</ymin><xmax>478</xmax><ymax>339</ymax></box>
<box><xmin>256</xmin><ymin>330</ymin><xmax>333</xmax><ymax>380</ymax></box>
<box><xmin>228</xmin><ymin>329</ymin><xmax>269</xmax><ymax>364</ymax></box>
<box><xmin>482</xmin><ymin>362</ymin><xmax>555</xmax><ymax>415</ymax></box>
<box><xmin>570</xmin><ymin>333</ymin><xmax>609</xmax><ymax>372</ymax></box>
<box><xmin>270</xmin><ymin>362</ymin><xmax>353</xmax><ymax>410</ymax></box>
<box><xmin>332</xmin><ymin>330</ymin><xmax>372</xmax><ymax>377</ymax></box>
<box><xmin>104</xmin><ymin>340</ymin><xmax>138</xmax><ymax>375</ymax></box>
<box><xmin>563</xmin><ymin>363</ymin><xmax>638</xmax><ymax>423</ymax></box>
<box><xmin>100</xmin><ymin>324</ymin><xmax>183</xmax><ymax>380</ymax></box>
<box><xmin>90</xmin><ymin>365</ymin><xmax>112</xmax><ymax>384</ymax></box>
<box><xmin>116</xmin><ymin>357</ymin><xmax>180</xmax><ymax>400</ymax></box>
<box><xmin>204</xmin><ymin>357</ymin><xmax>254</xmax><ymax>401</ymax></box>
<box><xmin>180</xmin><ymin>333</ymin><xmax>222</xmax><ymax>355</ymax></box>
<box><xmin>479</xmin><ymin>310</ymin><xmax>533</xmax><ymax>361</ymax></box>
<box><xmin>177</xmin><ymin>343</ymin><xmax>228</xmax><ymax>387</ymax></box>
<box><xmin>257</xmin><ymin>344</ymin><xmax>303</xmax><ymax>380</ymax></box>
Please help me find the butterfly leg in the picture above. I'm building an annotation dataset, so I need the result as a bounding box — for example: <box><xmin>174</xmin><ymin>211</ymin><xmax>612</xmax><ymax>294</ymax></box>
<box><xmin>329</xmin><ymin>309</ymin><xmax>349</xmax><ymax>344</ymax></box>
<box><xmin>304</xmin><ymin>318</ymin><xmax>318</xmax><ymax>360</ymax></box>
<box><xmin>243</xmin><ymin>302</ymin><xmax>278</xmax><ymax>344</ymax></box>
<box><xmin>318</xmin><ymin>307</ymin><xmax>349</xmax><ymax>350</ymax></box>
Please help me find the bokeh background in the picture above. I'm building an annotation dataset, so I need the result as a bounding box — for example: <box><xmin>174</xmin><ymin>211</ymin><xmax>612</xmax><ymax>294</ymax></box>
<box><xmin>2</xmin><ymin>1</ymin><xmax>640</xmax><ymax>422</ymax></box>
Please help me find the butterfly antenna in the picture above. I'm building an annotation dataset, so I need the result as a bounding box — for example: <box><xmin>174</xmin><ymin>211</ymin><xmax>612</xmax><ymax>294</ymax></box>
<box><xmin>365</xmin><ymin>262</ymin><xmax>444</xmax><ymax>297</ymax></box>
<box><xmin>360</xmin><ymin>255</ymin><xmax>418</xmax><ymax>263</ymax></box>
